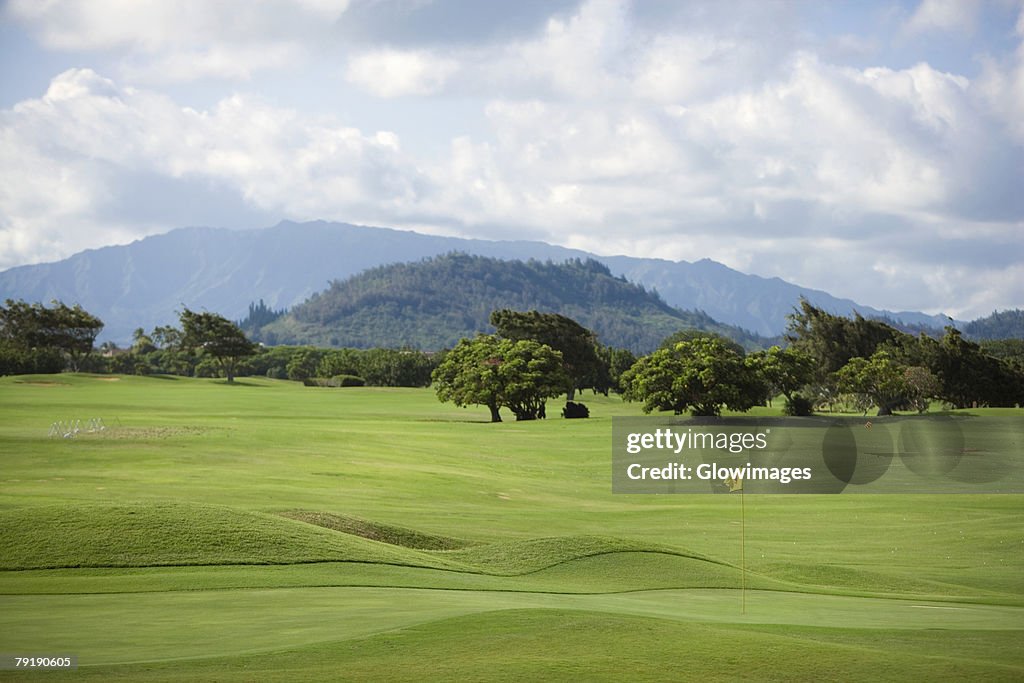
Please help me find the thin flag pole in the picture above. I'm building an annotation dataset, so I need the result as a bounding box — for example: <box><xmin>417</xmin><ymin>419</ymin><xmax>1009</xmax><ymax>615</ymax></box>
<box><xmin>740</xmin><ymin>482</ymin><xmax>746</xmax><ymax>614</ymax></box>
<box><xmin>726</xmin><ymin>476</ymin><xmax>746</xmax><ymax>614</ymax></box>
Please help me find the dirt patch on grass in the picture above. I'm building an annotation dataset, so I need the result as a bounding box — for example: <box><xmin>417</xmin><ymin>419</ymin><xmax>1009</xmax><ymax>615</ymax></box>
<box><xmin>86</xmin><ymin>426</ymin><xmax>212</xmax><ymax>439</ymax></box>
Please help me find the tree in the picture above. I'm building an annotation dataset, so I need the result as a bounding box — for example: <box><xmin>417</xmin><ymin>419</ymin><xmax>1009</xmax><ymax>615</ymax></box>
<box><xmin>150</xmin><ymin>325</ymin><xmax>183</xmax><ymax>350</ymax></box>
<box><xmin>590</xmin><ymin>344</ymin><xmax>637</xmax><ymax>395</ymax></box>
<box><xmin>497</xmin><ymin>340</ymin><xmax>569</xmax><ymax>420</ymax></box>
<box><xmin>747</xmin><ymin>345</ymin><xmax>816</xmax><ymax>414</ymax></box>
<box><xmin>431</xmin><ymin>334</ymin><xmax>567</xmax><ymax>422</ymax></box>
<box><xmin>833</xmin><ymin>351</ymin><xmax>909</xmax><ymax>416</ymax></box>
<box><xmin>622</xmin><ymin>337</ymin><xmax>766</xmax><ymax>416</ymax></box>
<box><xmin>179</xmin><ymin>308</ymin><xmax>256</xmax><ymax>383</ymax></box>
<box><xmin>659</xmin><ymin>329</ymin><xmax>744</xmax><ymax>355</ymax></box>
<box><xmin>286</xmin><ymin>348</ymin><xmax>323</xmax><ymax>381</ymax></box>
<box><xmin>979</xmin><ymin>338</ymin><xmax>1024</xmax><ymax>373</ymax></box>
<box><xmin>915</xmin><ymin>327</ymin><xmax>1023</xmax><ymax>408</ymax></box>
<box><xmin>131</xmin><ymin>327</ymin><xmax>156</xmax><ymax>355</ymax></box>
<box><xmin>0</xmin><ymin>299</ymin><xmax>103</xmax><ymax>372</ymax></box>
<box><xmin>902</xmin><ymin>365</ymin><xmax>942</xmax><ymax>413</ymax></box>
<box><xmin>786</xmin><ymin>299</ymin><xmax>906</xmax><ymax>380</ymax></box>
<box><xmin>489</xmin><ymin>310</ymin><xmax>600</xmax><ymax>400</ymax></box>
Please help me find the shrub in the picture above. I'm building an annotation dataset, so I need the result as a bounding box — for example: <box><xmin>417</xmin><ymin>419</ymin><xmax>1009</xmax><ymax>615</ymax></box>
<box><xmin>782</xmin><ymin>394</ymin><xmax>814</xmax><ymax>416</ymax></box>
<box><xmin>562</xmin><ymin>401</ymin><xmax>590</xmax><ymax>418</ymax></box>
<box><xmin>0</xmin><ymin>345</ymin><xmax>64</xmax><ymax>375</ymax></box>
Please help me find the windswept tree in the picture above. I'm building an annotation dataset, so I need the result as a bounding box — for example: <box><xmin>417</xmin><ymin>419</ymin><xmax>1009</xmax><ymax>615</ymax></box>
<box><xmin>432</xmin><ymin>334</ymin><xmax>567</xmax><ymax>422</ymax></box>
<box><xmin>622</xmin><ymin>337</ymin><xmax>766</xmax><ymax>416</ymax></box>
<box><xmin>489</xmin><ymin>309</ymin><xmax>600</xmax><ymax>400</ymax></box>
<box><xmin>0</xmin><ymin>299</ymin><xmax>103</xmax><ymax>372</ymax></box>
<box><xmin>786</xmin><ymin>299</ymin><xmax>905</xmax><ymax>379</ymax></box>
<box><xmin>179</xmin><ymin>308</ymin><xmax>256</xmax><ymax>383</ymax></box>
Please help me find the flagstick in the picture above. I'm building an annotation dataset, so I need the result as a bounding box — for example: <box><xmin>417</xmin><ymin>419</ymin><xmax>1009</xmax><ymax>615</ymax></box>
<box><xmin>740</xmin><ymin>484</ymin><xmax>746</xmax><ymax>614</ymax></box>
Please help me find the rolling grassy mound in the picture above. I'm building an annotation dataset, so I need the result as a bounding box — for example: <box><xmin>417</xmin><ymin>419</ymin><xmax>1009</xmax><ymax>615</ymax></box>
<box><xmin>439</xmin><ymin>536</ymin><xmax>716</xmax><ymax>576</ymax></box>
<box><xmin>0</xmin><ymin>503</ymin><xmax>726</xmax><ymax>580</ymax></box>
<box><xmin>0</xmin><ymin>503</ymin><xmax>464</xmax><ymax>571</ymax></box>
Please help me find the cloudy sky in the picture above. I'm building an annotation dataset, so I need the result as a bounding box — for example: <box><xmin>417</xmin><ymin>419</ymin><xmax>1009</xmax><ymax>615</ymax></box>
<box><xmin>1</xmin><ymin>0</ymin><xmax>1022</xmax><ymax>318</ymax></box>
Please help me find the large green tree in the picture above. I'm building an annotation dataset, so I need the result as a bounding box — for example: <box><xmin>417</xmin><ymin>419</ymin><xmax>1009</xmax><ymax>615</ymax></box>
<box><xmin>179</xmin><ymin>309</ymin><xmax>256</xmax><ymax>383</ymax></box>
<box><xmin>747</xmin><ymin>345</ymin><xmax>816</xmax><ymax>414</ymax></box>
<box><xmin>0</xmin><ymin>299</ymin><xmax>103</xmax><ymax>372</ymax></box>
<box><xmin>659</xmin><ymin>329</ymin><xmax>744</xmax><ymax>355</ymax></box>
<box><xmin>910</xmin><ymin>328</ymin><xmax>1024</xmax><ymax>408</ymax></box>
<box><xmin>833</xmin><ymin>351</ymin><xmax>941</xmax><ymax>416</ymax></box>
<box><xmin>432</xmin><ymin>334</ymin><xmax>568</xmax><ymax>422</ymax></box>
<box><xmin>833</xmin><ymin>351</ymin><xmax>909</xmax><ymax>416</ymax></box>
<box><xmin>589</xmin><ymin>344</ymin><xmax>637</xmax><ymax>395</ymax></box>
<box><xmin>786</xmin><ymin>299</ymin><xmax>905</xmax><ymax>380</ymax></box>
<box><xmin>622</xmin><ymin>337</ymin><xmax>766</xmax><ymax>416</ymax></box>
<box><xmin>489</xmin><ymin>309</ymin><xmax>600</xmax><ymax>400</ymax></box>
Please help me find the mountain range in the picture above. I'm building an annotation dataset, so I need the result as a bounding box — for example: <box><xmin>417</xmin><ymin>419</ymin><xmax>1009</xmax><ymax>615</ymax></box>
<box><xmin>0</xmin><ymin>219</ymin><xmax>968</xmax><ymax>344</ymax></box>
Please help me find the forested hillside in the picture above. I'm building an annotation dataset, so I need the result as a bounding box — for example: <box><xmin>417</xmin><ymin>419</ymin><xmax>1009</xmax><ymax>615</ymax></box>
<box><xmin>254</xmin><ymin>254</ymin><xmax>770</xmax><ymax>353</ymax></box>
<box><xmin>963</xmin><ymin>309</ymin><xmax>1024</xmax><ymax>340</ymax></box>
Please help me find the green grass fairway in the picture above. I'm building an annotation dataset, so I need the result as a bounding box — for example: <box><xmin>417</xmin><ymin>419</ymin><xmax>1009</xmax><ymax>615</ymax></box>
<box><xmin>1</xmin><ymin>374</ymin><xmax>1022</xmax><ymax>681</ymax></box>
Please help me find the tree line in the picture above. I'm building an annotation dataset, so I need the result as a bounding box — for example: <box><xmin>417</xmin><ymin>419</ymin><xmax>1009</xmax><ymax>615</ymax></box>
<box><xmin>0</xmin><ymin>299</ymin><xmax>439</xmax><ymax>388</ymax></box>
<box><xmin>432</xmin><ymin>301</ymin><xmax>1024</xmax><ymax>420</ymax></box>
<box><xmin>3</xmin><ymin>298</ymin><xmax>1022</xmax><ymax>420</ymax></box>
<box><xmin>1</xmin><ymin>299</ymin><xmax>104</xmax><ymax>375</ymax></box>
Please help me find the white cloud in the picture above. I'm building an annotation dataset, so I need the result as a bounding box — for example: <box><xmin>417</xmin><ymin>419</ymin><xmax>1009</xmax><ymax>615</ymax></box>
<box><xmin>905</xmin><ymin>0</ymin><xmax>981</xmax><ymax>35</ymax></box>
<box><xmin>2</xmin><ymin>1</ymin><xmax>1022</xmax><ymax>319</ymax></box>
<box><xmin>0</xmin><ymin>68</ymin><xmax>429</xmax><ymax>269</ymax></box>
<box><xmin>385</xmin><ymin>24</ymin><xmax>1020</xmax><ymax>318</ymax></box>
<box><xmin>345</xmin><ymin>49</ymin><xmax>459</xmax><ymax>97</ymax></box>
<box><xmin>343</xmin><ymin>0</ymin><xmax>631</xmax><ymax>100</ymax></box>
<box><xmin>976</xmin><ymin>5</ymin><xmax>1024</xmax><ymax>143</ymax></box>
<box><xmin>6</xmin><ymin>0</ymin><xmax>350</xmax><ymax>82</ymax></box>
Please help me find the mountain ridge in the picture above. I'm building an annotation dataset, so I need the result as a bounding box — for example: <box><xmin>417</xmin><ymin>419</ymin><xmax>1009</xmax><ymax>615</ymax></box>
<box><xmin>0</xmin><ymin>219</ymin><xmax>966</xmax><ymax>343</ymax></box>
<box><xmin>256</xmin><ymin>252</ymin><xmax>768</xmax><ymax>353</ymax></box>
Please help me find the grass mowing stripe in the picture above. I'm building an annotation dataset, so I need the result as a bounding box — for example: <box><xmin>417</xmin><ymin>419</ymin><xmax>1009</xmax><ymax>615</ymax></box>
<box><xmin>5</xmin><ymin>613</ymin><xmax>1019</xmax><ymax>683</ymax></box>
<box><xmin>2</xmin><ymin>586</ymin><xmax>1022</xmax><ymax>667</ymax></box>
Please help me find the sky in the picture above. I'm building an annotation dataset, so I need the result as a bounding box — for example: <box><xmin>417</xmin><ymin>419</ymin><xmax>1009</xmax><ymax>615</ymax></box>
<box><xmin>1</xmin><ymin>0</ymin><xmax>1022</xmax><ymax>319</ymax></box>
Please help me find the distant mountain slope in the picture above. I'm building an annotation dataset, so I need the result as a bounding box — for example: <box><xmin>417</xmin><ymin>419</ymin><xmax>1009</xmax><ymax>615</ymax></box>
<box><xmin>963</xmin><ymin>309</ymin><xmax>1024</xmax><ymax>340</ymax></box>
<box><xmin>0</xmin><ymin>219</ymin><xmax>963</xmax><ymax>343</ymax></box>
<box><xmin>257</xmin><ymin>254</ymin><xmax>765</xmax><ymax>353</ymax></box>
<box><xmin>601</xmin><ymin>255</ymin><xmax>955</xmax><ymax>339</ymax></box>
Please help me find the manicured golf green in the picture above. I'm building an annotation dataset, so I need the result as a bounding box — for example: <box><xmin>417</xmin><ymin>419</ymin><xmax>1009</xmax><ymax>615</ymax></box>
<box><xmin>1</xmin><ymin>374</ymin><xmax>1022</xmax><ymax>681</ymax></box>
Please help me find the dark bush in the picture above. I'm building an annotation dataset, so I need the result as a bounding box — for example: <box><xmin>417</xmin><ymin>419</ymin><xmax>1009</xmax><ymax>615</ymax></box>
<box><xmin>783</xmin><ymin>394</ymin><xmax>814</xmax><ymax>416</ymax></box>
<box><xmin>0</xmin><ymin>344</ymin><xmax>64</xmax><ymax>375</ymax></box>
<box><xmin>562</xmin><ymin>401</ymin><xmax>590</xmax><ymax>418</ymax></box>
